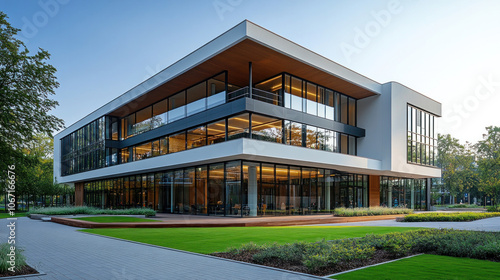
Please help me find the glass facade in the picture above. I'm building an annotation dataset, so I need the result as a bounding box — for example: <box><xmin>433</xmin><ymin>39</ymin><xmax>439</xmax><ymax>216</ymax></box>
<box><xmin>256</xmin><ymin>73</ymin><xmax>357</xmax><ymax>125</ymax></box>
<box><xmin>118</xmin><ymin>113</ymin><xmax>357</xmax><ymax>164</ymax></box>
<box><xmin>120</xmin><ymin>72</ymin><xmax>233</xmax><ymax>140</ymax></box>
<box><xmin>61</xmin><ymin>71</ymin><xmax>361</xmax><ymax>176</ymax></box>
<box><xmin>61</xmin><ymin>116</ymin><xmax>119</xmax><ymax>176</ymax></box>
<box><xmin>407</xmin><ymin>104</ymin><xmax>437</xmax><ymax>166</ymax></box>
<box><xmin>380</xmin><ymin>176</ymin><xmax>427</xmax><ymax>210</ymax></box>
<box><xmin>83</xmin><ymin>160</ymin><xmax>371</xmax><ymax>215</ymax></box>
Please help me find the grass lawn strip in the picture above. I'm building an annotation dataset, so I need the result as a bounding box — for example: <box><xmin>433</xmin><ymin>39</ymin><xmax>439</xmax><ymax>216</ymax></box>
<box><xmin>80</xmin><ymin>226</ymin><xmax>420</xmax><ymax>254</ymax></box>
<box><xmin>0</xmin><ymin>212</ymin><xmax>27</xmax><ymax>219</ymax></box>
<box><xmin>332</xmin><ymin>254</ymin><xmax>500</xmax><ymax>280</ymax></box>
<box><xmin>72</xmin><ymin>216</ymin><xmax>159</xmax><ymax>223</ymax></box>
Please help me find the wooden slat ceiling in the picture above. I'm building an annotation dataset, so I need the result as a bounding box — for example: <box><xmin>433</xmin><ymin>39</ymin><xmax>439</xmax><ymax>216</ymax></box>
<box><xmin>110</xmin><ymin>39</ymin><xmax>377</xmax><ymax>117</ymax></box>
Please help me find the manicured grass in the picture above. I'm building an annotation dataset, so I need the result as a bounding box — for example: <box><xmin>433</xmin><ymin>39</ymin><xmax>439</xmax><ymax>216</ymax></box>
<box><xmin>332</xmin><ymin>254</ymin><xmax>500</xmax><ymax>280</ymax></box>
<box><xmin>0</xmin><ymin>212</ymin><xmax>27</xmax><ymax>219</ymax></box>
<box><xmin>81</xmin><ymin>226</ymin><xmax>421</xmax><ymax>254</ymax></box>
<box><xmin>72</xmin><ymin>216</ymin><xmax>160</xmax><ymax>223</ymax></box>
<box><xmin>402</xmin><ymin>212</ymin><xmax>500</xmax><ymax>222</ymax></box>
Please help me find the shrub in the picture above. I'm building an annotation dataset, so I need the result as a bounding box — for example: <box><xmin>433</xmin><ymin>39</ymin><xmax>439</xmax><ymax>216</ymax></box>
<box><xmin>334</xmin><ymin>206</ymin><xmax>413</xmax><ymax>217</ymax></box>
<box><xmin>0</xmin><ymin>243</ymin><xmax>27</xmax><ymax>273</ymax></box>
<box><xmin>486</xmin><ymin>205</ymin><xmax>500</xmax><ymax>212</ymax></box>
<box><xmin>401</xmin><ymin>212</ymin><xmax>500</xmax><ymax>222</ymax></box>
<box><xmin>27</xmin><ymin>206</ymin><xmax>156</xmax><ymax>217</ymax></box>
<box><xmin>222</xmin><ymin>229</ymin><xmax>500</xmax><ymax>274</ymax></box>
<box><xmin>447</xmin><ymin>204</ymin><xmax>480</xmax><ymax>208</ymax></box>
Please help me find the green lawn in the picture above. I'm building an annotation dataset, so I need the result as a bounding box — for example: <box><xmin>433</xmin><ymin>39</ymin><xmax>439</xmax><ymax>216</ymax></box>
<box><xmin>72</xmin><ymin>216</ymin><xmax>159</xmax><ymax>223</ymax></box>
<box><xmin>81</xmin><ymin>226</ymin><xmax>420</xmax><ymax>254</ymax></box>
<box><xmin>332</xmin><ymin>254</ymin><xmax>500</xmax><ymax>280</ymax></box>
<box><xmin>0</xmin><ymin>212</ymin><xmax>27</xmax><ymax>219</ymax></box>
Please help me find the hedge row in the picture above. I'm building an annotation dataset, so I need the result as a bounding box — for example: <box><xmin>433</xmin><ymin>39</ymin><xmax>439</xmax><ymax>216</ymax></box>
<box><xmin>487</xmin><ymin>205</ymin><xmax>500</xmax><ymax>212</ymax></box>
<box><xmin>447</xmin><ymin>204</ymin><xmax>481</xmax><ymax>208</ymax></box>
<box><xmin>27</xmin><ymin>206</ymin><xmax>156</xmax><ymax>217</ymax></box>
<box><xmin>333</xmin><ymin>206</ymin><xmax>413</xmax><ymax>217</ymax></box>
<box><xmin>223</xmin><ymin>229</ymin><xmax>500</xmax><ymax>274</ymax></box>
<box><xmin>401</xmin><ymin>212</ymin><xmax>500</xmax><ymax>222</ymax></box>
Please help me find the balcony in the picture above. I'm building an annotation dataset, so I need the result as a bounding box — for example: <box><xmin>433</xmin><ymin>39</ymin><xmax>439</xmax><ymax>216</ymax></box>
<box><xmin>227</xmin><ymin>86</ymin><xmax>282</xmax><ymax>106</ymax></box>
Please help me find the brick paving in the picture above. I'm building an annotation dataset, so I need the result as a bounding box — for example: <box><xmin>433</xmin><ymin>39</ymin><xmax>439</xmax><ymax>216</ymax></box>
<box><xmin>0</xmin><ymin>217</ymin><xmax>321</xmax><ymax>280</ymax></box>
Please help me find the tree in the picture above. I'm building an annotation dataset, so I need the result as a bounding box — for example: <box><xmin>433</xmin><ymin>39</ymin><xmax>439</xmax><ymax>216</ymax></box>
<box><xmin>436</xmin><ymin>134</ymin><xmax>478</xmax><ymax>202</ymax></box>
<box><xmin>476</xmin><ymin>126</ymin><xmax>500</xmax><ymax>205</ymax></box>
<box><xmin>0</xmin><ymin>12</ymin><xmax>64</xmax><ymax>178</ymax></box>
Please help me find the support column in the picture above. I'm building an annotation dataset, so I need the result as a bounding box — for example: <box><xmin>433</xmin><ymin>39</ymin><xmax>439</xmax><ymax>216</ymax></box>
<box><xmin>411</xmin><ymin>183</ymin><xmax>415</xmax><ymax>209</ymax></box>
<box><xmin>75</xmin><ymin>182</ymin><xmax>84</xmax><ymax>206</ymax></box>
<box><xmin>170</xmin><ymin>181</ymin><xmax>174</xmax><ymax>213</ymax></box>
<box><xmin>427</xmin><ymin>178</ymin><xmax>432</xmax><ymax>211</ymax></box>
<box><xmin>325</xmin><ymin>184</ymin><xmax>331</xmax><ymax>210</ymax></box>
<box><xmin>248</xmin><ymin>61</ymin><xmax>253</xmax><ymax>99</ymax></box>
<box><xmin>388</xmin><ymin>181</ymin><xmax>393</xmax><ymax>208</ymax></box>
<box><xmin>368</xmin><ymin>175</ymin><xmax>380</xmax><ymax>207</ymax></box>
<box><xmin>248</xmin><ymin>165</ymin><xmax>258</xmax><ymax>216</ymax></box>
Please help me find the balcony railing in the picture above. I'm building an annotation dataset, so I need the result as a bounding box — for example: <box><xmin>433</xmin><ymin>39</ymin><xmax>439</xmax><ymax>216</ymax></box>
<box><xmin>227</xmin><ymin>86</ymin><xmax>283</xmax><ymax>106</ymax></box>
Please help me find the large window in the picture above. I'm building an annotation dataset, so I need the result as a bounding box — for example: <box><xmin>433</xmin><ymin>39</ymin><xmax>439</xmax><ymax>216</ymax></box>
<box><xmin>169</xmin><ymin>132</ymin><xmax>186</xmax><ymax>153</ymax></box>
<box><xmin>88</xmin><ymin>113</ymin><xmax>357</xmax><ymax>168</ymax></box>
<box><xmin>60</xmin><ymin>116</ymin><xmax>107</xmax><ymax>176</ymax></box>
<box><xmin>227</xmin><ymin>113</ymin><xmax>249</xmax><ymax>140</ymax></box>
<box><xmin>380</xmin><ymin>176</ymin><xmax>427</xmax><ymax>210</ymax></box>
<box><xmin>207</xmin><ymin>119</ymin><xmax>226</xmax><ymax>145</ymax></box>
<box><xmin>407</xmin><ymin>105</ymin><xmax>437</xmax><ymax>166</ymax></box>
<box><xmin>258</xmin><ymin>73</ymin><xmax>356</xmax><ymax>125</ymax></box>
<box><xmin>120</xmin><ymin>72</ymin><xmax>229</xmax><ymax>140</ymax></box>
<box><xmin>251</xmin><ymin>114</ymin><xmax>282</xmax><ymax>143</ymax></box>
<box><xmin>187</xmin><ymin>126</ymin><xmax>207</xmax><ymax>149</ymax></box>
<box><xmin>84</xmin><ymin>161</ymin><xmax>376</xmax><ymax>214</ymax></box>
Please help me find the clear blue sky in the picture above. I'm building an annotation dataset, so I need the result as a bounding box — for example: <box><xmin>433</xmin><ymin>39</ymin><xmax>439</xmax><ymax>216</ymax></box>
<box><xmin>2</xmin><ymin>0</ymin><xmax>500</xmax><ymax>143</ymax></box>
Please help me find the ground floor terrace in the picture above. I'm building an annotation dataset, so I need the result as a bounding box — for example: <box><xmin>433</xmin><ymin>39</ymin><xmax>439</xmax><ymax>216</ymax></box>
<box><xmin>77</xmin><ymin>160</ymin><xmax>429</xmax><ymax>217</ymax></box>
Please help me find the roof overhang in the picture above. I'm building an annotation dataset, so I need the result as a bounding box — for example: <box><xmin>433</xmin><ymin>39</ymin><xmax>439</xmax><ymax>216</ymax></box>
<box><xmin>57</xmin><ymin>20</ymin><xmax>382</xmax><ymax>137</ymax></box>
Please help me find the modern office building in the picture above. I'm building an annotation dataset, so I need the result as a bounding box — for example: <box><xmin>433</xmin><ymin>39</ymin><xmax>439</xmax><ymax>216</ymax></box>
<box><xmin>54</xmin><ymin>20</ymin><xmax>441</xmax><ymax>216</ymax></box>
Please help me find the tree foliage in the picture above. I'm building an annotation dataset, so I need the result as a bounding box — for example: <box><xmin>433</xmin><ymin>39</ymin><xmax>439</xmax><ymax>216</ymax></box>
<box><xmin>475</xmin><ymin>126</ymin><xmax>500</xmax><ymax>204</ymax></box>
<box><xmin>0</xmin><ymin>12</ymin><xmax>64</xmax><ymax>177</ymax></box>
<box><xmin>436</xmin><ymin>134</ymin><xmax>478</xmax><ymax>198</ymax></box>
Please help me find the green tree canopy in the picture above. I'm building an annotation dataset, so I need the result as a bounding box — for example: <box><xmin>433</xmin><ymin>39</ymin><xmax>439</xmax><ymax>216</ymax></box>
<box><xmin>475</xmin><ymin>126</ymin><xmax>500</xmax><ymax>204</ymax></box>
<box><xmin>0</xmin><ymin>12</ymin><xmax>64</xmax><ymax>176</ymax></box>
<box><xmin>436</xmin><ymin>134</ymin><xmax>478</xmax><ymax>198</ymax></box>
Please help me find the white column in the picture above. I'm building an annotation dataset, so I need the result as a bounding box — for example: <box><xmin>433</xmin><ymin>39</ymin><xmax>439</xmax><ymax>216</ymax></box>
<box><xmin>248</xmin><ymin>165</ymin><xmax>258</xmax><ymax>217</ymax></box>
<box><xmin>388</xmin><ymin>184</ymin><xmax>393</xmax><ymax>208</ymax></box>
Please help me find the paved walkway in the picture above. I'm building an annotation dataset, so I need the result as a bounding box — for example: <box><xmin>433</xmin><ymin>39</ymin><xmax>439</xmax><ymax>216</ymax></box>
<box><xmin>313</xmin><ymin>216</ymin><xmax>500</xmax><ymax>231</ymax></box>
<box><xmin>0</xmin><ymin>217</ymin><xmax>320</xmax><ymax>280</ymax></box>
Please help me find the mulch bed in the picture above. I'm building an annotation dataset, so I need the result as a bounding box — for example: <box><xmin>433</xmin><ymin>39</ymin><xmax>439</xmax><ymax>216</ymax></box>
<box><xmin>212</xmin><ymin>249</ymin><xmax>397</xmax><ymax>276</ymax></box>
<box><xmin>0</xmin><ymin>265</ymin><xmax>38</xmax><ymax>278</ymax></box>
